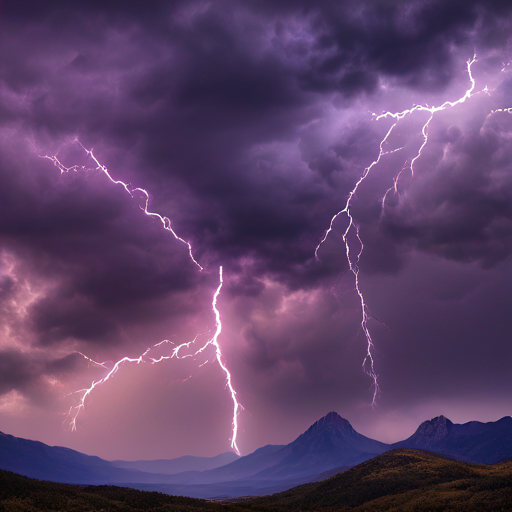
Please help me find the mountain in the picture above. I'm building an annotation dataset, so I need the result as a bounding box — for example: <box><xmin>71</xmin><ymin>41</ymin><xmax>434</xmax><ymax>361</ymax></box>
<box><xmin>393</xmin><ymin>415</ymin><xmax>512</xmax><ymax>464</ymax></box>
<box><xmin>111</xmin><ymin>452</ymin><xmax>239</xmax><ymax>474</ymax></box>
<box><xmin>0</xmin><ymin>431</ymin><xmax>190</xmax><ymax>485</ymax></box>
<box><xmin>0</xmin><ymin>430</ymin><xmax>113</xmax><ymax>483</ymax></box>
<box><xmin>144</xmin><ymin>412</ymin><xmax>387</xmax><ymax>488</ymax></box>
<box><xmin>248</xmin><ymin>411</ymin><xmax>388</xmax><ymax>480</ymax></box>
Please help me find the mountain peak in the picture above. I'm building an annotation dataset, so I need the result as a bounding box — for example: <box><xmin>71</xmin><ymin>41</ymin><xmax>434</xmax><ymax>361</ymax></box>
<box><xmin>429</xmin><ymin>415</ymin><xmax>453</xmax><ymax>429</ymax></box>
<box><xmin>404</xmin><ymin>415</ymin><xmax>453</xmax><ymax>447</ymax></box>
<box><xmin>320</xmin><ymin>411</ymin><xmax>351</xmax><ymax>427</ymax></box>
<box><xmin>421</xmin><ymin>415</ymin><xmax>453</xmax><ymax>431</ymax></box>
<box><xmin>304</xmin><ymin>412</ymin><xmax>354</xmax><ymax>436</ymax></box>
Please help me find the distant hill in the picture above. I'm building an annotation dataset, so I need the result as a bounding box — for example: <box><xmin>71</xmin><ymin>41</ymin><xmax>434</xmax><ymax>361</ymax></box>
<box><xmin>0</xmin><ymin>431</ymin><xmax>191</xmax><ymax>485</ymax></box>
<box><xmin>111</xmin><ymin>452</ymin><xmax>239</xmax><ymax>474</ymax></box>
<box><xmin>0</xmin><ymin>430</ymin><xmax>118</xmax><ymax>484</ymax></box>
<box><xmin>393</xmin><ymin>415</ymin><xmax>512</xmax><ymax>464</ymax></box>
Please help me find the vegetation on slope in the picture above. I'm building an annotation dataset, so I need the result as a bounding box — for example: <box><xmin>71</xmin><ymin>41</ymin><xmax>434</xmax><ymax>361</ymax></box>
<box><xmin>0</xmin><ymin>470</ymin><xmax>237</xmax><ymax>512</ymax></box>
<box><xmin>244</xmin><ymin>449</ymin><xmax>512</xmax><ymax>511</ymax></box>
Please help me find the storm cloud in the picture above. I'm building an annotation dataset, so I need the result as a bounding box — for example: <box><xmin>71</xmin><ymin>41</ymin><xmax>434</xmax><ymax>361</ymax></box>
<box><xmin>0</xmin><ymin>0</ymin><xmax>511</xmax><ymax>459</ymax></box>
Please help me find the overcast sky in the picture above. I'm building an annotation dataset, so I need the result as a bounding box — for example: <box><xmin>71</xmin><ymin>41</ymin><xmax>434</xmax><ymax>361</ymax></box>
<box><xmin>1</xmin><ymin>0</ymin><xmax>512</xmax><ymax>461</ymax></box>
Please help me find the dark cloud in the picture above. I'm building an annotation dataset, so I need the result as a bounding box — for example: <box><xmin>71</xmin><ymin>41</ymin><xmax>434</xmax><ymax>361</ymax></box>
<box><xmin>380</xmin><ymin>108</ymin><xmax>512</xmax><ymax>267</ymax></box>
<box><xmin>0</xmin><ymin>350</ymin><xmax>35</xmax><ymax>394</ymax></box>
<box><xmin>0</xmin><ymin>0</ymin><xmax>511</xmax><ymax>458</ymax></box>
<box><xmin>30</xmin><ymin>291</ymin><xmax>118</xmax><ymax>346</ymax></box>
<box><xmin>0</xmin><ymin>348</ymin><xmax>83</xmax><ymax>403</ymax></box>
<box><xmin>0</xmin><ymin>136</ymin><xmax>204</xmax><ymax>353</ymax></box>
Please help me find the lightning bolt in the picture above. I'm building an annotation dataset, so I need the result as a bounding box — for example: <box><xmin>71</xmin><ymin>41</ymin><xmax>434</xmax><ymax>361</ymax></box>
<box><xmin>66</xmin><ymin>334</ymin><xmax>204</xmax><ymax>432</ymax></box>
<box><xmin>67</xmin><ymin>267</ymin><xmax>241</xmax><ymax>455</ymax></box>
<box><xmin>316</xmin><ymin>55</ymin><xmax>485</xmax><ymax>406</ymax></box>
<box><xmin>42</xmin><ymin>140</ymin><xmax>203</xmax><ymax>271</ymax></box>
<box><xmin>211</xmin><ymin>266</ymin><xmax>240</xmax><ymax>455</ymax></box>
<box><xmin>491</xmin><ymin>107</ymin><xmax>512</xmax><ymax>114</ymax></box>
<box><xmin>377</xmin><ymin>55</ymin><xmax>478</xmax><ymax>201</ymax></box>
<box><xmin>39</xmin><ymin>143</ymin><xmax>241</xmax><ymax>453</ymax></box>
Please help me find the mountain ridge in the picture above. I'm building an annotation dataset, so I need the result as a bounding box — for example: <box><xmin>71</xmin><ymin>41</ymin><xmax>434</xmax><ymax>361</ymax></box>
<box><xmin>111</xmin><ymin>452</ymin><xmax>239</xmax><ymax>475</ymax></box>
<box><xmin>393</xmin><ymin>414</ymin><xmax>512</xmax><ymax>464</ymax></box>
<box><xmin>0</xmin><ymin>431</ymin><xmax>188</xmax><ymax>485</ymax></box>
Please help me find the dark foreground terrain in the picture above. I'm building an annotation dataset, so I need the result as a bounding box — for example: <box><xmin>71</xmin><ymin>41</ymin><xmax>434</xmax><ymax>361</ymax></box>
<box><xmin>1</xmin><ymin>450</ymin><xmax>511</xmax><ymax>511</ymax></box>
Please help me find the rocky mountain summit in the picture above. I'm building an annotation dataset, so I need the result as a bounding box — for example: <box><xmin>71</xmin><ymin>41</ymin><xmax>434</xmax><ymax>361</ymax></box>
<box><xmin>395</xmin><ymin>415</ymin><xmax>453</xmax><ymax>448</ymax></box>
<box><xmin>394</xmin><ymin>415</ymin><xmax>512</xmax><ymax>464</ymax></box>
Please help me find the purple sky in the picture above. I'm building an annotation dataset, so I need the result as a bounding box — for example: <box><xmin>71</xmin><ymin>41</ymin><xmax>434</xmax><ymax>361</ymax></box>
<box><xmin>1</xmin><ymin>0</ymin><xmax>512</xmax><ymax>461</ymax></box>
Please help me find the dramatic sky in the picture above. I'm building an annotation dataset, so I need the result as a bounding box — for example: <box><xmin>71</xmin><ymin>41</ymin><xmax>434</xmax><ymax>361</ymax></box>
<box><xmin>1</xmin><ymin>0</ymin><xmax>512</xmax><ymax>461</ymax></box>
